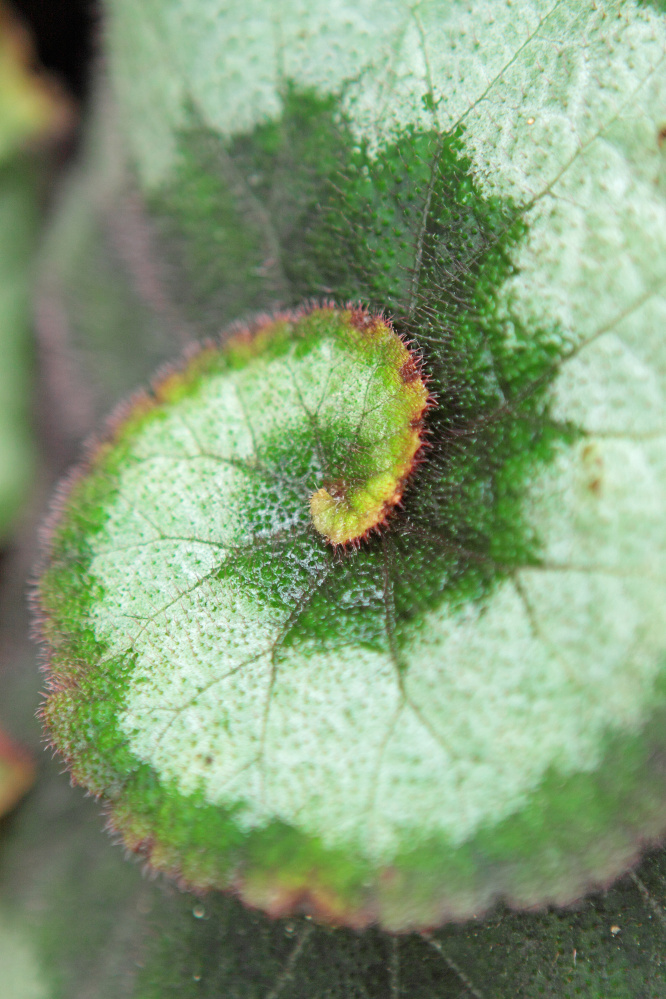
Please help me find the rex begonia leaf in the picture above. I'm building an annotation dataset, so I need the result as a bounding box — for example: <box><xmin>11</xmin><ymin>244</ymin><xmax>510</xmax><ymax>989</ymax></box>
<box><xmin>36</xmin><ymin>0</ymin><xmax>666</xmax><ymax>935</ymax></box>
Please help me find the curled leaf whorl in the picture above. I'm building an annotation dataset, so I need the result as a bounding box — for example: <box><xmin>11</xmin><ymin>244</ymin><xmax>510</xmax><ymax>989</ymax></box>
<box><xmin>36</xmin><ymin>294</ymin><xmax>666</xmax><ymax>930</ymax></box>
<box><xmin>35</xmin><ymin>0</ymin><xmax>666</xmax><ymax>932</ymax></box>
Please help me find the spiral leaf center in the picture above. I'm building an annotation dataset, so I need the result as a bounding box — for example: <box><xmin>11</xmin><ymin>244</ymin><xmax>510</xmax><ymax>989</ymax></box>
<box><xmin>301</xmin><ymin>308</ymin><xmax>428</xmax><ymax>545</ymax></box>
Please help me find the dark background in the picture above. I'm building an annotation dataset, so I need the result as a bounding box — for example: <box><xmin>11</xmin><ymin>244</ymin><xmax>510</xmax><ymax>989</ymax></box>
<box><xmin>10</xmin><ymin>0</ymin><xmax>97</xmax><ymax>101</ymax></box>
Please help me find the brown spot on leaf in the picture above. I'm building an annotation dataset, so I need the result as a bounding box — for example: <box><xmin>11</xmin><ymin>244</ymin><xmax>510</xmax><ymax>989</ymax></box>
<box><xmin>399</xmin><ymin>357</ymin><xmax>420</xmax><ymax>383</ymax></box>
<box><xmin>323</xmin><ymin>479</ymin><xmax>348</xmax><ymax>500</ymax></box>
<box><xmin>581</xmin><ymin>441</ymin><xmax>604</xmax><ymax>495</ymax></box>
<box><xmin>348</xmin><ymin>306</ymin><xmax>375</xmax><ymax>332</ymax></box>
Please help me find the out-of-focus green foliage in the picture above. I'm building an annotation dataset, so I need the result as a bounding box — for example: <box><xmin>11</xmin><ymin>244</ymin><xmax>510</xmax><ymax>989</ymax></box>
<box><xmin>0</xmin><ymin>4</ymin><xmax>68</xmax><ymax>539</ymax></box>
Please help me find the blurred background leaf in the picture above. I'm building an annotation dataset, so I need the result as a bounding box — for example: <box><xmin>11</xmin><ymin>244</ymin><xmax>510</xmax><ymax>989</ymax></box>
<box><xmin>0</xmin><ymin>1</ymin><xmax>70</xmax><ymax>540</ymax></box>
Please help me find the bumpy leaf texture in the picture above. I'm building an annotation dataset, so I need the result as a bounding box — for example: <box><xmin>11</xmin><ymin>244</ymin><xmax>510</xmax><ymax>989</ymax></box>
<box><xmin>35</xmin><ymin>0</ymin><xmax>666</xmax><ymax>963</ymax></box>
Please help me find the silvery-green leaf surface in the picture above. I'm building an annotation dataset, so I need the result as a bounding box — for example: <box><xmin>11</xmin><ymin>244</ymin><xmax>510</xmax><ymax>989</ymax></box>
<box><xmin>26</xmin><ymin>0</ymin><xmax>666</xmax><ymax>990</ymax></box>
